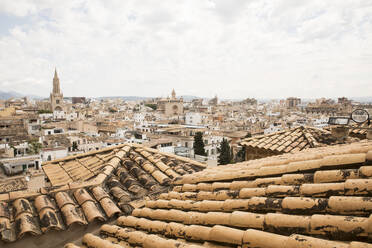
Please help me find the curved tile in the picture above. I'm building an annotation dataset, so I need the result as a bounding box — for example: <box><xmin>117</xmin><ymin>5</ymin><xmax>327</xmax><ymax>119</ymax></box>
<box><xmin>99</xmin><ymin>197</ymin><xmax>121</xmax><ymax>218</ymax></box>
<box><xmin>91</xmin><ymin>186</ymin><xmax>121</xmax><ymax>218</ymax></box>
<box><xmin>13</xmin><ymin>198</ymin><xmax>33</xmax><ymax>218</ymax></box>
<box><xmin>74</xmin><ymin>188</ymin><xmax>95</xmax><ymax>205</ymax></box>
<box><xmin>0</xmin><ymin>216</ymin><xmax>11</xmax><ymax>231</ymax></box>
<box><xmin>151</xmin><ymin>170</ymin><xmax>170</xmax><ymax>185</ymax></box>
<box><xmin>39</xmin><ymin>208</ymin><xmax>63</xmax><ymax>232</ymax></box>
<box><xmin>82</xmin><ymin>233</ymin><xmax>122</xmax><ymax>248</ymax></box>
<box><xmin>0</xmin><ymin>216</ymin><xmax>14</xmax><ymax>242</ymax></box>
<box><xmin>61</xmin><ymin>203</ymin><xmax>87</xmax><ymax>226</ymax></box>
<box><xmin>142</xmin><ymin>161</ymin><xmax>156</xmax><ymax>174</ymax></box>
<box><xmin>81</xmin><ymin>201</ymin><xmax>105</xmax><ymax>222</ymax></box>
<box><xmin>109</xmin><ymin>187</ymin><xmax>131</xmax><ymax>203</ymax></box>
<box><xmin>34</xmin><ymin>195</ymin><xmax>56</xmax><ymax>212</ymax></box>
<box><xmin>55</xmin><ymin>191</ymin><xmax>76</xmax><ymax>208</ymax></box>
<box><xmin>91</xmin><ymin>186</ymin><xmax>110</xmax><ymax>202</ymax></box>
<box><xmin>0</xmin><ymin>202</ymin><xmax>10</xmax><ymax>219</ymax></box>
<box><xmin>15</xmin><ymin>212</ymin><xmax>41</xmax><ymax>239</ymax></box>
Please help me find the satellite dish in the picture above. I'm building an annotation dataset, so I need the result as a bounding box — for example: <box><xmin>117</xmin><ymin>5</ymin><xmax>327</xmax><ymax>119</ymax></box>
<box><xmin>350</xmin><ymin>109</ymin><xmax>369</xmax><ymax>124</ymax></box>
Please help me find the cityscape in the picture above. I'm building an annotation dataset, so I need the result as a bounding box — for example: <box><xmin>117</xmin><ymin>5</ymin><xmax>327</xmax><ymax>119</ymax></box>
<box><xmin>0</xmin><ymin>1</ymin><xmax>372</xmax><ymax>248</ymax></box>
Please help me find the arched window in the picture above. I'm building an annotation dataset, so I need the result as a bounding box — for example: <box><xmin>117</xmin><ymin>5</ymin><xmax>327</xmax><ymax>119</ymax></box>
<box><xmin>172</xmin><ymin>105</ymin><xmax>178</xmax><ymax>114</ymax></box>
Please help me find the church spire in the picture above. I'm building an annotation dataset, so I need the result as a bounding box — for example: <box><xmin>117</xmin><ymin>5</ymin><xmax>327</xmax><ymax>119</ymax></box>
<box><xmin>54</xmin><ymin>67</ymin><xmax>58</xmax><ymax>79</ymax></box>
<box><xmin>52</xmin><ymin>67</ymin><xmax>61</xmax><ymax>94</ymax></box>
<box><xmin>171</xmin><ymin>89</ymin><xmax>176</xmax><ymax>99</ymax></box>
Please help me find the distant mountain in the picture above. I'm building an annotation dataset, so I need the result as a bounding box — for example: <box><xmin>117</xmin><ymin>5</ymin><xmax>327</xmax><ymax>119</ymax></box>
<box><xmin>0</xmin><ymin>91</ymin><xmax>22</xmax><ymax>100</ymax></box>
<box><xmin>96</xmin><ymin>95</ymin><xmax>202</xmax><ymax>101</ymax></box>
<box><xmin>0</xmin><ymin>90</ymin><xmax>42</xmax><ymax>100</ymax></box>
<box><xmin>350</xmin><ymin>97</ymin><xmax>372</xmax><ymax>104</ymax></box>
<box><xmin>179</xmin><ymin>95</ymin><xmax>202</xmax><ymax>101</ymax></box>
<box><xmin>96</xmin><ymin>96</ymin><xmax>152</xmax><ymax>101</ymax></box>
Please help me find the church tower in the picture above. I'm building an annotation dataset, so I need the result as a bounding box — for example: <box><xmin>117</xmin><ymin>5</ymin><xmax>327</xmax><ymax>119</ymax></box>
<box><xmin>50</xmin><ymin>68</ymin><xmax>64</xmax><ymax>111</ymax></box>
<box><xmin>171</xmin><ymin>89</ymin><xmax>176</xmax><ymax>99</ymax></box>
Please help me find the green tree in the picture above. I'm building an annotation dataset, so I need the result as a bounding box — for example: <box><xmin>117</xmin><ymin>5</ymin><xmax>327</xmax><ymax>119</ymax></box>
<box><xmin>234</xmin><ymin>147</ymin><xmax>246</xmax><ymax>163</ymax></box>
<box><xmin>37</xmin><ymin>109</ymin><xmax>52</xmax><ymax>114</ymax></box>
<box><xmin>28</xmin><ymin>140</ymin><xmax>42</xmax><ymax>155</ymax></box>
<box><xmin>193</xmin><ymin>132</ymin><xmax>206</xmax><ymax>156</ymax></box>
<box><xmin>145</xmin><ymin>103</ymin><xmax>157</xmax><ymax>110</ymax></box>
<box><xmin>72</xmin><ymin>141</ymin><xmax>78</xmax><ymax>151</ymax></box>
<box><xmin>218</xmin><ymin>138</ymin><xmax>232</xmax><ymax>165</ymax></box>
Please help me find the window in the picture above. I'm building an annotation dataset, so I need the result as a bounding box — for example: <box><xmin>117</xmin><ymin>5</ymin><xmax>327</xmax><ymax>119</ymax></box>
<box><xmin>56</xmin><ymin>100</ymin><xmax>60</xmax><ymax>104</ymax></box>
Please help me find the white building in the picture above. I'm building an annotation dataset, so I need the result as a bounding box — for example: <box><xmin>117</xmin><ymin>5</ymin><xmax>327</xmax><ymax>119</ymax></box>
<box><xmin>264</xmin><ymin>123</ymin><xmax>283</xmax><ymax>134</ymax></box>
<box><xmin>134</xmin><ymin>113</ymin><xmax>145</xmax><ymax>123</ymax></box>
<box><xmin>203</xmin><ymin>135</ymin><xmax>224</xmax><ymax>161</ymax></box>
<box><xmin>66</xmin><ymin>112</ymin><xmax>78</xmax><ymax>121</ymax></box>
<box><xmin>313</xmin><ymin>118</ymin><xmax>329</xmax><ymax>128</ymax></box>
<box><xmin>43</xmin><ymin>127</ymin><xmax>64</xmax><ymax>136</ymax></box>
<box><xmin>41</xmin><ymin>147</ymin><xmax>68</xmax><ymax>162</ymax></box>
<box><xmin>185</xmin><ymin>112</ymin><xmax>202</xmax><ymax>125</ymax></box>
<box><xmin>0</xmin><ymin>155</ymin><xmax>42</xmax><ymax>175</ymax></box>
<box><xmin>53</xmin><ymin>110</ymin><xmax>66</xmax><ymax>120</ymax></box>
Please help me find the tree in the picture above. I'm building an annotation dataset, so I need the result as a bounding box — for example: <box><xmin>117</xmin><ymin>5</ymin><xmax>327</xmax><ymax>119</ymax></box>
<box><xmin>145</xmin><ymin>103</ymin><xmax>157</xmax><ymax>110</ymax></box>
<box><xmin>27</xmin><ymin>140</ymin><xmax>42</xmax><ymax>155</ymax></box>
<box><xmin>37</xmin><ymin>109</ymin><xmax>52</xmax><ymax>114</ymax></box>
<box><xmin>234</xmin><ymin>147</ymin><xmax>246</xmax><ymax>163</ymax></box>
<box><xmin>193</xmin><ymin>132</ymin><xmax>206</xmax><ymax>156</ymax></box>
<box><xmin>72</xmin><ymin>141</ymin><xmax>78</xmax><ymax>151</ymax></box>
<box><xmin>218</xmin><ymin>138</ymin><xmax>232</xmax><ymax>165</ymax></box>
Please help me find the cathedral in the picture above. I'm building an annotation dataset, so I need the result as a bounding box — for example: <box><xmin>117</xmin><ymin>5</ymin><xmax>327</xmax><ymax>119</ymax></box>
<box><xmin>157</xmin><ymin>89</ymin><xmax>184</xmax><ymax>116</ymax></box>
<box><xmin>50</xmin><ymin>68</ymin><xmax>64</xmax><ymax>112</ymax></box>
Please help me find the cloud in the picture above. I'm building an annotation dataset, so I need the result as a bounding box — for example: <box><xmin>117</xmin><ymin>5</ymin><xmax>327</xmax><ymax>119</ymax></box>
<box><xmin>0</xmin><ymin>0</ymin><xmax>371</xmax><ymax>99</ymax></box>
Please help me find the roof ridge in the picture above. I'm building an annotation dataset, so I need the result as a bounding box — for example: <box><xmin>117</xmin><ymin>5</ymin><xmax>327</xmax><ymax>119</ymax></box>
<box><xmin>301</xmin><ymin>127</ymin><xmax>316</xmax><ymax>148</ymax></box>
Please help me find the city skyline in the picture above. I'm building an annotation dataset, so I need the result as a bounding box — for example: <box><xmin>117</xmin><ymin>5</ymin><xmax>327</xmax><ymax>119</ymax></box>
<box><xmin>0</xmin><ymin>1</ymin><xmax>371</xmax><ymax>98</ymax></box>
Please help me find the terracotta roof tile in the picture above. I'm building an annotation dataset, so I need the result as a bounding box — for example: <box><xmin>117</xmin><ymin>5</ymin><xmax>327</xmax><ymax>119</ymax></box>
<box><xmin>0</xmin><ymin>144</ymin><xmax>205</xmax><ymax>244</ymax></box>
<box><xmin>241</xmin><ymin>126</ymin><xmax>359</xmax><ymax>158</ymax></box>
<box><xmin>62</xmin><ymin>141</ymin><xmax>372</xmax><ymax>247</ymax></box>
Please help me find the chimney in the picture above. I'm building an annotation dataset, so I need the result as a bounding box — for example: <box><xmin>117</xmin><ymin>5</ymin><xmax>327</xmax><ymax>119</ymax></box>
<box><xmin>331</xmin><ymin>126</ymin><xmax>349</xmax><ymax>142</ymax></box>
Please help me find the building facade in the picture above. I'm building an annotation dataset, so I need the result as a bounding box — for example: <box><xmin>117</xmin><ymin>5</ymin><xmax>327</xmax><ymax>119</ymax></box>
<box><xmin>157</xmin><ymin>89</ymin><xmax>184</xmax><ymax>116</ymax></box>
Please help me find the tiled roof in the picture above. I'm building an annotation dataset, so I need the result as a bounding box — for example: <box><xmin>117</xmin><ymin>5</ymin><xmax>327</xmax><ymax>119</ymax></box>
<box><xmin>240</xmin><ymin>126</ymin><xmax>351</xmax><ymax>153</ymax></box>
<box><xmin>66</xmin><ymin>141</ymin><xmax>372</xmax><ymax>247</ymax></box>
<box><xmin>349</xmin><ymin>122</ymin><xmax>372</xmax><ymax>138</ymax></box>
<box><xmin>0</xmin><ymin>144</ymin><xmax>206</xmax><ymax>243</ymax></box>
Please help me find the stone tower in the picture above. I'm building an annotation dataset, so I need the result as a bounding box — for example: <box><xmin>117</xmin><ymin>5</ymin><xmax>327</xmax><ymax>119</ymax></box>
<box><xmin>171</xmin><ymin>89</ymin><xmax>176</xmax><ymax>99</ymax></box>
<box><xmin>50</xmin><ymin>68</ymin><xmax>64</xmax><ymax>111</ymax></box>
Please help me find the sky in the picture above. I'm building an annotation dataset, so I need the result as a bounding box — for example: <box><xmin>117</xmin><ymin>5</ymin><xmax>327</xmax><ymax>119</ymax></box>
<box><xmin>0</xmin><ymin>0</ymin><xmax>371</xmax><ymax>99</ymax></box>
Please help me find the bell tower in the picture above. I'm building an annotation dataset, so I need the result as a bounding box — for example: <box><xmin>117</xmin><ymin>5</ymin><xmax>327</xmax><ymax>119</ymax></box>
<box><xmin>50</xmin><ymin>68</ymin><xmax>64</xmax><ymax>111</ymax></box>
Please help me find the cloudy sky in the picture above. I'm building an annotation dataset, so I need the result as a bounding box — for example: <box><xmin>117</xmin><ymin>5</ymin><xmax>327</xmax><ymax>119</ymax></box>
<box><xmin>0</xmin><ymin>0</ymin><xmax>371</xmax><ymax>99</ymax></box>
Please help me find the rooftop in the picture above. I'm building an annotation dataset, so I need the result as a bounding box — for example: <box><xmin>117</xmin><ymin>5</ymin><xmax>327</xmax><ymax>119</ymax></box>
<box><xmin>66</xmin><ymin>140</ymin><xmax>372</xmax><ymax>247</ymax></box>
<box><xmin>0</xmin><ymin>144</ymin><xmax>206</xmax><ymax>245</ymax></box>
<box><xmin>240</xmin><ymin>126</ymin><xmax>357</xmax><ymax>154</ymax></box>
